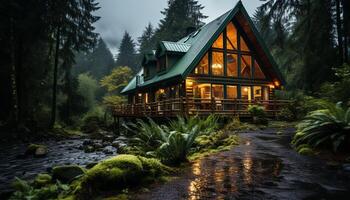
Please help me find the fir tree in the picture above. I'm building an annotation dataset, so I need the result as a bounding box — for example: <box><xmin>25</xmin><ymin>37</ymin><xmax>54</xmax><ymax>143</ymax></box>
<box><xmin>116</xmin><ymin>31</ymin><xmax>138</xmax><ymax>73</ymax></box>
<box><xmin>153</xmin><ymin>0</ymin><xmax>207</xmax><ymax>42</ymax></box>
<box><xmin>138</xmin><ymin>23</ymin><xmax>155</xmax><ymax>54</ymax></box>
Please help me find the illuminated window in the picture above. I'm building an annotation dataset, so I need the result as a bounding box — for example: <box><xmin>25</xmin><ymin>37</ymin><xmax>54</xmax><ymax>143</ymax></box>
<box><xmin>212</xmin><ymin>33</ymin><xmax>224</xmax><ymax>49</ymax></box>
<box><xmin>194</xmin><ymin>53</ymin><xmax>209</xmax><ymax>74</ymax></box>
<box><xmin>240</xmin><ymin>36</ymin><xmax>250</xmax><ymax>52</ymax></box>
<box><xmin>212</xmin><ymin>52</ymin><xmax>224</xmax><ymax>76</ymax></box>
<box><xmin>241</xmin><ymin>86</ymin><xmax>252</xmax><ymax>101</ymax></box>
<box><xmin>226</xmin><ymin>85</ymin><xmax>237</xmax><ymax>99</ymax></box>
<box><xmin>253</xmin><ymin>86</ymin><xmax>262</xmax><ymax>100</ymax></box>
<box><xmin>226</xmin><ymin>22</ymin><xmax>238</xmax><ymax>50</ymax></box>
<box><xmin>212</xmin><ymin>84</ymin><xmax>224</xmax><ymax>99</ymax></box>
<box><xmin>193</xmin><ymin>83</ymin><xmax>211</xmax><ymax>99</ymax></box>
<box><xmin>241</xmin><ymin>55</ymin><xmax>252</xmax><ymax>78</ymax></box>
<box><xmin>254</xmin><ymin>60</ymin><xmax>265</xmax><ymax>79</ymax></box>
<box><xmin>227</xmin><ymin>53</ymin><xmax>238</xmax><ymax>77</ymax></box>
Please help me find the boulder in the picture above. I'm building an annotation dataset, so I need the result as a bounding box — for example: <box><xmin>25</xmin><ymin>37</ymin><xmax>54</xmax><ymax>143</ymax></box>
<box><xmin>84</xmin><ymin>145</ymin><xmax>95</xmax><ymax>153</ymax></box>
<box><xmin>111</xmin><ymin>141</ymin><xmax>120</xmax><ymax>148</ymax></box>
<box><xmin>34</xmin><ymin>146</ymin><xmax>48</xmax><ymax>157</ymax></box>
<box><xmin>103</xmin><ymin>146</ymin><xmax>115</xmax><ymax>155</ymax></box>
<box><xmin>52</xmin><ymin>165</ymin><xmax>86</xmax><ymax>183</ymax></box>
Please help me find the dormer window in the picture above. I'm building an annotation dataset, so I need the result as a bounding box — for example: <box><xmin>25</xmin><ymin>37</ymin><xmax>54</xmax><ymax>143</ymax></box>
<box><xmin>157</xmin><ymin>56</ymin><xmax>166</xmax><ymax>72</ymax></box>
<box><xmin>143</xmin><ymin>66</ymin><xmax>150</xmax><ymax>78</ymax></box>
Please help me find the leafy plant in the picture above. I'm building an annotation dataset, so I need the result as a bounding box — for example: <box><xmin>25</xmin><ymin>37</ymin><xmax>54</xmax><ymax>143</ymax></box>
<box><xmin>157</xmin><ymin>126</ymin><xmax>199</xmax><ymax>164</ymax></box>
<box><xmin>292</xmin><ymin>101</ymin><xmax>350</xmax><ymax>152</ymax></box>
<box><xmin>10</xmin><ymin>177</ymin><xmax>70</xmax><ymax>200</ymax></box>
<box><xmin>168</xmin><ymin>115</ymin><xmax>218</xmax><ymax>135</ymax></box>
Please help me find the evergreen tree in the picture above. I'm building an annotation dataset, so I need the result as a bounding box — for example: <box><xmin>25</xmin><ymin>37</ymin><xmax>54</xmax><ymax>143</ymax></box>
<box><xmin>116</xmin><ymin>31</ymin><xmax>138</xmax><ymax>73</ymax></box>
<box><xmin>153</xmin><ymin>0</ymin><xmax>207</xmax><ymax>42</ymax></box>
<box><xmin>74</xmin><ymin>38</ymin><xmax>115</xmax><ymax>79</ymax></box>
<box><xmin>138</xmin><ymin>23</ymin><xmax>155</xmax><ymax>54</ymax></box>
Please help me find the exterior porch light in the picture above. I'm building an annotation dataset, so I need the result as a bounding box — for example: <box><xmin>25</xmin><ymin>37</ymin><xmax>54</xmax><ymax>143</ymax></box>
<box><xmin>138</xmin><ymin>93</ymin><xmax>142</xmax><ymax>97</ymax></box>
<box><xmin>269</xmin><ymin>84</ymin><xmax>275</xmax><ymax>89</ymax></box>
<box><xmin>274</xmin><ymin>80</ymin><xmax>280</xmax><ymax>87</ymax></box>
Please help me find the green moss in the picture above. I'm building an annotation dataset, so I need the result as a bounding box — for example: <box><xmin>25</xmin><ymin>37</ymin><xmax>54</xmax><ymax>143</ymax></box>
<box><xmin>298</xmin><ymin>147</ymin><xmax>314</xmax><ymax>155</ymax></box>
<box><xmin>102</xmin><ymin>194</ymin><xmax>129</xmax><ymax>200</ymax></box>
<box><xmin>77</xmin><ymin>155</ymin><xmax>171</xmax><ymax>198</ymax></box>
<box><xmin>26</xmin><ymin>144</ymin><xmax>46</xmax><ymax>155</ymax></box>
<box><xmin>34</xmin><ymin>173</ymin><xmax>52</xmax><ymax>187</ymax></box>
<box><xmin>224</xmin><ymin>118</ymin><xmax>258</xmax><ymax>131</ymax></box>
<box><xmin>52</xmin><ymin>165</ymin><xmax>86</xmax><ymax>183</ymax></box>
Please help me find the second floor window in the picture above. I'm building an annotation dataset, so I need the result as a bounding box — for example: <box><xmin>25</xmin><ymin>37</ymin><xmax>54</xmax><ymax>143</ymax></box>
<box><xmin>157</xmin><ymin>56</ymin><xmax>166</xmax><ymax>72</ymax></box>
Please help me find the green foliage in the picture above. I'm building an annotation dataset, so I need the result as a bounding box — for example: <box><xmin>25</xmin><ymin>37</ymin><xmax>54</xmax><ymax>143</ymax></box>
<box><xmin>248</xmin><ymin>105</ymin><xmax>266</xmax><ymax>118</ymax></box>
<box><xmin>292</xmin><ymin>101</ymin><xmax>350</xmax><ymax>152</ymax></box>
<box><xmin>224</xmin><ymin>117</ymin><xmax>258</xmax><ymax>131</ymax></box>
<box><xmin>34</xmin><ymin>174</ymin><xmax>52</xmax><ymax>188</ymax></box>
<box><xmin>102</xmin><ymin>95</ymin><xmax>126</xmax><ymax>107</ymax></box>
<box><xmin>10</xmin><ymin>177</ymin><xmax>70</xmax><ymax>200</ymax></box>
<box><xmin>115</xmin><ymin>32</ymin><xmax>138</xmax><ymax>73</ymax></box>
<box><xmin>77</xmin><ymin>73</ymin><xmax>98</xmax><ymax>109</ymax></box>
<box><xmin>100</xmin><ymin>67</ymin><xmax>133</xmax><ymax>93</ymax></box>
<box><xmin>52</xmin><ymin>165</ymin><xmax>86</xmax><ymax>183</ymax></box>
<box><xmin>157</xmin><ymin>126</ymin><xmax>199</xmax><ymax>164</ymax></box>
<box><xmin>319</xmin><ymin>64</ymin><xmax>350</xmax><ymax>105</ymax></box>
<box><xmin>169</xmin><ymin>115</ymin><xmax>219</xmax><ymax>135</ymax></box>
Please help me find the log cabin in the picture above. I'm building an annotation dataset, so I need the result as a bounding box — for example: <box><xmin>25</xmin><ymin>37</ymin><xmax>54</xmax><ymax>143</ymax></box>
<box><xmin>116</xmin><ymin>2</ymin><xmax>288</xmax><ymax>118</ymax></box>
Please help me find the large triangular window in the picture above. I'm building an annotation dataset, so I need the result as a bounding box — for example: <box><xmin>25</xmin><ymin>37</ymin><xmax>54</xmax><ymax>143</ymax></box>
<box><xmin>254</xmin><ymin>60</ymin><xmax>266</xmax><ymax>79</ymax></box>
<box><xmin>226</xmin><ymin>22</ymin><xmax>237</xmax><ymax>50</ymax></box>
<box><xmin>212</xmin><ymin>33</ymin><xmax>224</xmax><ymax>49</ymax></box>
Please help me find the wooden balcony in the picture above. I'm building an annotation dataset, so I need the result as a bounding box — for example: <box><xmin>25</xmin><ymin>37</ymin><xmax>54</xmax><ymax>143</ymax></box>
<box><xmin>113</xmin><ymin>98</ymin><xmax>290</xmax><ymax>118</ymax></box>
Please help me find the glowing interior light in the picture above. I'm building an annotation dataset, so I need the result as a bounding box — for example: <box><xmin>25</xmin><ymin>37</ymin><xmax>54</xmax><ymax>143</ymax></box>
<box><xmin>243</xmin><ymin>87</ymin><xmax>248</xmax><ymax>92</ymax></box>
<box><xmin>212</xmin><ymin>63</ymin><xmax>222</xmax><ymax>69</ymax></box>
<box><xmin>274</xmin><ymin>80</ymin><xmax>280</xmax><ymax>87</ymax></box>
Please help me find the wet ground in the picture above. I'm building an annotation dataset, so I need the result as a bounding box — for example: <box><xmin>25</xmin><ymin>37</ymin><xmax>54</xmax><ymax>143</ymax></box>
<box><xmin>0</xmin><ymin>139</ymin><xmax>117</xmax><ymax>193</ymax></box>
<box><xmin>137</xmin><ymin>128</ymin><xmax>350</xmax><ymax>200</ymax></box>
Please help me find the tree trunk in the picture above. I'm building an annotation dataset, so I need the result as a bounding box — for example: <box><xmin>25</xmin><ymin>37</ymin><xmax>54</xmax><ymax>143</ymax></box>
<box><xmin>50</xmin><ymin>26</ymin><xmax>60</xmax><ymax>128</ymax></box>
<box><xmin>336</xmin><ymin>0</ymin><xmax>343</xmax><ymax>64</ymax></box>
<box><xmin>342</xmin><ymin>0</ymin><xmax>349</xmax><ymax>63</ymax></box>
<box><xmin>9</xmin><ymin>17</ymin><xmax>19</xmax><ymax>127</ymax></box>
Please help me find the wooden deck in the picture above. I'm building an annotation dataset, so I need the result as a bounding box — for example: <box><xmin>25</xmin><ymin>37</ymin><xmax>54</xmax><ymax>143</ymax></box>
<box><xmin>113</xmin><ymin>98</ymin><xmax>290</xmax><ymax>118</ymax></box>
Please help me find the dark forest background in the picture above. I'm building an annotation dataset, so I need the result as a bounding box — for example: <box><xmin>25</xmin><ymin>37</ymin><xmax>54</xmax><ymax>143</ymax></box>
<box><xmin>0</xmin><ymin>0</ymin><xmax>349</xmax><ymax>135</ymax></box>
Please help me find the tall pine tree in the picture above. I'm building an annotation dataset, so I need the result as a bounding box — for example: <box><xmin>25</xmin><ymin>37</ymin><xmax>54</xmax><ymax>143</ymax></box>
<box><xmin>138</xmin><ymin>23</ymin><xmax>155</xmax><ymax>54</ymax></box>
<box><xmin>116</xmin><ymin>31</ymin><xmax>138</xmax><ymax>73</ymax></box>
<box><xmin>153</xmin><ymin>0</ymin><xmax>207</xmax><ymax>42</ymax></box>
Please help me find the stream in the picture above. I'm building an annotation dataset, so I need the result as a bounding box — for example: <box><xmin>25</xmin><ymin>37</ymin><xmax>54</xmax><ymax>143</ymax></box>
<box><xmin>0</xmin><ymin>138</ymin><xmax>117</xmax><ymax>194</ymax></box>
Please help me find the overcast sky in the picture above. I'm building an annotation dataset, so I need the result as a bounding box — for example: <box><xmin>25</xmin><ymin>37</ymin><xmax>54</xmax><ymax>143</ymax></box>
<box><xmin>94</xmin><ymin>0</ymin><xmax>264</xmax><ymax>56</ymax></box>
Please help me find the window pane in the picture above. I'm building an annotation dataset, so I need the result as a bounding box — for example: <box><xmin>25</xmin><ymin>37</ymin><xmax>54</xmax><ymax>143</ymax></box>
<box><xmin>212</xmin><ymin>52</ymin><xmax>224</xmax><ymax>76</ymax></box>
<box><xmin>212</xmin><ymin>84</ymin><xmax>224</xmax><ymax>99</ymax></box>
<box><xmin>227</xmin><ymin>53</ymin><xmax>238</xmax><ymax>77</ymax></box>
<box><xmin>253</xmin><ymin>86</ymin><xmax>262</xmax><ymax>101</ymax></box>
<box><xmin>241</xmin><ymin>55</ymin><xmax>252</xmax><ymax>78</ymax></box>
<box><xmin>254</xmin><ymin>60</ymin><xmax>265</xmax><ymax>79</ymax></box>
<box><xmin>194</xmin><ymin>53</ymin><xmax>209</xmax><ymax>74</ymax></box>
<box><xmin>241</xmin><ymin>86</ymin><xmax>252</xmax><ymax>100</ymax></box>
<box><xmin>193</xmin><ymin>83</ymin><xmax>211</xmax><ymax>99</ymax></box>
<box><xmin>226</xmin><ymin>85</ymin><xmax>237</xmax><ymax>99</ymax></box>
<box><xmin>240</xmin><ymin>35</ymin><xmax>250</xmax><ymax>52</ymax></box>
<box><xmin>226</xmin><ymin>22</ymin><xmax>237</xmax><ymax>50</ymax></box>
<box><xmin>212</xmin><ymin>33</ymin><xmax>224</xmax><ymax>49</ymax></box>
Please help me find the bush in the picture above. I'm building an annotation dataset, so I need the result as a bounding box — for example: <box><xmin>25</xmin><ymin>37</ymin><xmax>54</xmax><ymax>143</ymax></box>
<box><xmin>292</xmin><ymin>101</ymin><xmax>350</xmax><ymax>152</ymax></box>
<box><xmin>34</xmin><ymin>174</ymin><xmax>52</xmax><ymax>188</ymax></box>
<box><xmin>248</xmin><ymin>105</ymin><xmax>268</xmax><ymax>125</ymax></box>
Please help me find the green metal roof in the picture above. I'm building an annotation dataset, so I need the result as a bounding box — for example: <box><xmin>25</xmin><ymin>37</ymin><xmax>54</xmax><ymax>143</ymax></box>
<box><xmin>160</xmin><ymin>41</ymin><xmax>191</xmax><ymax>53</ymax></box>
<box><xmin>121</xmin><ymin>1</ymin><xmax>284</xmax><ymax>94</ymax></box>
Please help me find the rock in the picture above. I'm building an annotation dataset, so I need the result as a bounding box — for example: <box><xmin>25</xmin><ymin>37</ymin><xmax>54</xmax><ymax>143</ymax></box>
<box><xmin>93</xmin><ymin>142</ymin><xmax>103</xmax><ymax>149</ymax></box>
<box><xmin>342</xmin><ymin>164</ymin><xmax>350</xmax><ymax>172</ymax></box>
<box><xmin>86</xmin><ymin>162</ymin><xmax>98</xmax><ymax>169</ymax></box>
<box><xmin>84</xmin><ymin>145</ymin><xmax>95</xmax><ymax>153</ymax></box>
<box><xmin>83</xmin><ymin>140</ymin><xmax>93</xmax><ymax>146</ymax></box>
<box><xmin>112</xmin><ymin>141</ymin><xmax>120</xmax><ymax>148</ymax></box>
<box><xmin>103</xmin><ymin>134</ymin><xmax>115</xmax><ymax>142</ymax></box>
<box><xmin>34</xmin><ymin>146</ymin><xmax>48</xmax><ymax>157</ymax></box>
<box><xmin>103</xmin><ymin>146</ymin><xmax>115</xmax><ymax>155</ymax></box>
<box><xmin>52</xmin><ymin>165</ymin><xmax>86</xmax><ymax>183</ymax></box>
<box><xmin>25</xmin><ymin>144</ymin><xmax>47</xmax><ymax>156</ymax></box>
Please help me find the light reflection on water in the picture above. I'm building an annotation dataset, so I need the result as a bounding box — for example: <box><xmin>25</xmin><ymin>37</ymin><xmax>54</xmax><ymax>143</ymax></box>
<box><xmin>187</xmin><ymin>141</ymin><xmax>282</xmax><ymax>199</ymax></box>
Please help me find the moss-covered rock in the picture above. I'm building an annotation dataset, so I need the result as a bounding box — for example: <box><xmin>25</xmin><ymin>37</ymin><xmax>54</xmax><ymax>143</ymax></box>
<box><xmin>52</xmin><ymin>165</ymin><xmax>86</xmax><ymax>183</ymax></box>
<box><xmin>25</xmin><ymin>144</ymin><xmax>47</xmax><ymax>156</ymax></box>
<box><xmin>298</xmin><ymin>147</ymin><xmax>314</xmax><ymax>155</ymax></box>
<box><xmin>34</xmin><ymin>173</ymin><xmax>52</xmax><ymax>187</ymax></box>
<box><xmin>77</xmin><ymin>155</ymin><xmax>172</xmax><ymax>198</ymax></box>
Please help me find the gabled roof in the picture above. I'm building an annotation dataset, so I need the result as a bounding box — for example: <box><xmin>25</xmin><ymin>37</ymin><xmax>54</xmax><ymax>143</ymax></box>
<box><xmin>121</xmin><ymin>1</ymin><xmax>285</xmax><ymax>94</ymax></box>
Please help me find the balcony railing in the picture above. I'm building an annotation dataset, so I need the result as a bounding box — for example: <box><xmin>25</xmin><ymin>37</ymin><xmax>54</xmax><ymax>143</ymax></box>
<box><xmin>113</xmin><ymin>98</ymin><xmax>290</xmax><ymax>118</ymax></box>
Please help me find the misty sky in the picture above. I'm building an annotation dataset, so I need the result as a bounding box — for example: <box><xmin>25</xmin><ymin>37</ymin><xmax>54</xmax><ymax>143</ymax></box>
<box><xmin>94</xmin><ymin>0</ymin><xmax>264</xmax><ymax>55</ymax></box>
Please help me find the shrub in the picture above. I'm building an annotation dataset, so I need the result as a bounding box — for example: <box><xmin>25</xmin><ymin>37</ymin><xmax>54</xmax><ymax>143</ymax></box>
<box><xmin>157</xmin><ymin>126</ymin><xmax>199</xmax><ymax>164</ymax></box>
<box><xmin>292</xmin><ymin>101</ymin><xmax>350</xmax><ymax>152</ymax></box>
<box><xmin>248</xmin><ymin>105</ymin><xmax>268</xmax><ymax>125</ymax></box>
<box><xmin>168</xmin><ymin>115</ymin><xmax>219</xmax><ymax>135</ymax></box>
<box><xmin>34</xmin><ymin>174</ymin><xmax>52</xmax><ymax>188</ymax></box>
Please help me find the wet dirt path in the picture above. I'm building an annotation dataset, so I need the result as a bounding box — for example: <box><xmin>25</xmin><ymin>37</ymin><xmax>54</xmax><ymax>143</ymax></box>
<box><xmin>137</xmin><ymin>128</ymin><xmax>350</xmax><ymax>200</ymax></box>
